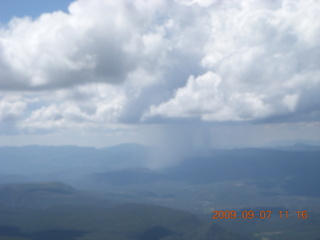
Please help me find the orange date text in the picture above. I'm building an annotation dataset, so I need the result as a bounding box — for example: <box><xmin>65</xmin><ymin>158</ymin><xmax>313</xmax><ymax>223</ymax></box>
<box><xmin>211</xmin><ymin>210</ymin><xmax>308</xmax><ymax>220</ymax></box>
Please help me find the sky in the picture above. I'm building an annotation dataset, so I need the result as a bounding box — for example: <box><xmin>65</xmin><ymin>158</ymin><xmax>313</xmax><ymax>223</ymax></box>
<box><xmin>0</xmin><ymin>0</ymin><xmax>319</xmax><ymax>149</ymax></box>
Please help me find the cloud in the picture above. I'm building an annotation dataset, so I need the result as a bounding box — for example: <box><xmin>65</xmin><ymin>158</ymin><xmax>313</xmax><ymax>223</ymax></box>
<box><xmin>17</xmin><ymin>83</ymin><xmax>126</xmax><ymax>130</ymax></box>
<box><xmin>0</xmin><ymin>0</ymin><xmax>169</xmax><ymax>90</ymax></box>
<box><xmin>0</xmin><ymin>97</ymin><xmax>26</xmax><ymax>121</ymax></box>
<box><xmin>0</xmin><ymin>0</ymin><xmax>319</xmax><ymax>135</ymax></box>
<box><xmin>144</xmin><ymin>0</ymin><xmax>320</xmax><ymax>122</ymax></box>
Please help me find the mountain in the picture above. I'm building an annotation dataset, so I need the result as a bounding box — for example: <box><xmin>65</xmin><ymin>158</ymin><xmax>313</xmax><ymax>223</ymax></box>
<box><xmin>0</xmin><ymin>183</ymin><xmax>247</xmax><ymax>240</ymax></box>
<box><xmin>89</xmin><ymin>167</ymin><xmax>162</xmax><ymax>185</ymax></box>
<box><xmin>0</xmin><ymin>144</ymin><xmax>149</xmax><ymax>181</ymax></box>
<box><xmin>181</xmin><ymin>223</ymin><xmax>248</xmax><ymax>240</ymax></box>
<box><xmin>267</xmin><ymin>143</ymin><xmax>320</xmax><ymax>151</ymax></box>
<box><xmin>0</xmin><ymin>182</ymin><xmax>113</xmax><ymax>209</ymax></box>
<box><xmin>86</xmin><ymin>148</ymin><xmax>320</xmax><ymax>197</ymax></box>
<box><xmin>1</xmin><ymin>144</ymin><xmax>320</xmax><ymax>240</ymax></box>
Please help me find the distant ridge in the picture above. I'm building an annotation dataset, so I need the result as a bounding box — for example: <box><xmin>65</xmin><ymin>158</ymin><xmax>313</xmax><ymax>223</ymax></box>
<box><xmin>0</xmin><ymin>143</ymin><xmax>149</xmax><ymax>178</ymax></box>
<box><xmin>0</xmin><ymin>182</ymin><xmax>114</xmax><ymax>209</ymax></box>
<box><xmin>266</xmin><ymin>143</ymin><xmax>320</xmax><ymax>151</ymax></box>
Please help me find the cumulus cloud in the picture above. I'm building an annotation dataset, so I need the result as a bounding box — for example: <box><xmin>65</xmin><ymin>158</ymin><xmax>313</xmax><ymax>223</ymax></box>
<box><xmin>144</xmin><ymin>0</ymin><xmax>320</xmax><ymax>122</ymax></box>
<box><xmin>0</xmin><ymin>0</ymin><xmax>319</xmax><ymax>134</ymax></box>
<box><xmin>0</xmin><ymin>97</ymin><xmax>26</xmax><ymax>121</ymax></box>
<box><xmin>17</xmin><ymin>83</ymin><xmax>126</xmax><ymax>130</ymax></box>
<box><xmin>0</xmin><ymin>0</ymin><xmax>170</xmax><ymax>90</ymax></box>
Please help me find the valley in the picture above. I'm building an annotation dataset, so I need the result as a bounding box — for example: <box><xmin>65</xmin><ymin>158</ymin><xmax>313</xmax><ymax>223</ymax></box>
<box><xmin>0</xmin><ymin>144</ymin><xmax>319</xmax><ymax>240</ymax></box>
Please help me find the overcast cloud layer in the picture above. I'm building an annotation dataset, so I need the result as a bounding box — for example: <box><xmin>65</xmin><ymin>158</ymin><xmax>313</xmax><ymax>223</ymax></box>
<box><xmin>0</xmin><ymin>0</ymin><xmax>319</xmax><ymax>135</ymax></box>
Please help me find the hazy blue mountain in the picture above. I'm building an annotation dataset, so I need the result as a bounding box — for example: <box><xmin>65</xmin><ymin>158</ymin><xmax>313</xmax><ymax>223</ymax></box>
<box><xmin>188</xmin><ymin>148</ymin><xmax>320</xmax><ymax>197</ymax></box>
<box><xmin>2</xmin><ymin>144</ymin><xmax>319</xmax><ymax>198</ymax></box>
<box><xmin>0</xmin><ymin>182</ymin><xmax>113</xmax><ymax>209</ymax></box>
<box><xmin>0</xmin><ymin>182</ymin><xmax>247</xmax><ymax>240</ymax></box>
<box><xmin>267</xmin><ymin>143</ymin><xmax>320</xmax><ymax>151</ymax></box>
<box><xmin>86</xmin><ymin>148</ymin><xmax>320</xmax><ymax>197</ymax></box>
<box><xmin>1</xmin><ymin>145</ymin><xmax>320</xmax><ymax>240</ymax></box>
<box><xmin>89</xmin><ymin>167</ymin><xmax>162</xmax><ymax>185</ymax></box>
<box><xmin>0</xmin><ymin>144</ymin><xmax>149</xmax><ymax>181</ymax></box>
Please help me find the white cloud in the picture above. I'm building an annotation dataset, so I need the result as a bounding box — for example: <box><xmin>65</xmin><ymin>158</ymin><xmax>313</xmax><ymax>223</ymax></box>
<box><xmin>0</xmin><ymin>0</ymin><xmax>170</xmax><ymax>90</ymax></box>
<box><xmin>18</xmin><ymin>83</ymin><xmax>126</xmax><ymax>130</ymax></box>
<box><xmin>144</xmin><ymin>0</ymin><xmax>320</xmax><ymax>122</ymax></box>
<box><xmin>0</xmin><ymin>0</ymin><xmax>319</xmax><ymax>135</ymax></box>
<box><xmin>0</xmin><ymin>97</ymin><xmax>26</xmax><ymax>121</ymax></box>
<box><xmin>144</xmin><ymin>72</ymin><xmax>273</xmax><ymax>121</ymax></box>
